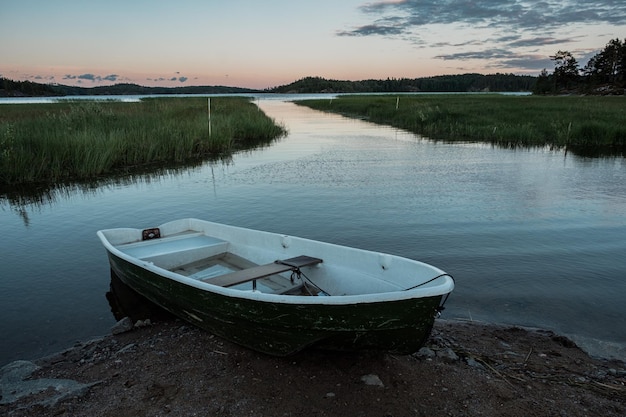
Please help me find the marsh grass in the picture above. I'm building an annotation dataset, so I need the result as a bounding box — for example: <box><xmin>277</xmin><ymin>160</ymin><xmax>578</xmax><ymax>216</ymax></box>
<box><xmin>297</xmin><ymin>95</ymin><xmax>626</xmax><ymax>151</ymax></box>
<box><xmin>0</xmin><ymin>97</ymin><xmax>286</xmax><ymax>186</ymax></box>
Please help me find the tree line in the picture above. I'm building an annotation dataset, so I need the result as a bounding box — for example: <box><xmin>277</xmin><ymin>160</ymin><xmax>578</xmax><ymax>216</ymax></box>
<box><xmin>1</xmin><ymin>73</ymin><xmax>537</xmax><ymax>98</ymax></box>
<box><xmin>0</xmin><ymin>78</ymin><xmax>61</xmax><ymax>97</ymax></box>
<box><xmin>534</xmin><ymin>38</ymin><xmax>626</xmax><ymax>95</ymax></box>
<box><xmin>268</xmin><ymin>73</ymin><xmax>536</xmax><ymax>93</ymax></box>
<box><xmin>0</xmin><ymin>79</ymin><xmax>257</xmax><ymax>97</ymax></box>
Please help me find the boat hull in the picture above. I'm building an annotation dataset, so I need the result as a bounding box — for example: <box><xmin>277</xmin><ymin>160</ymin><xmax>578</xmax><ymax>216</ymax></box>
<box><xmin>107</xmin><ymin>251</ymin><xmax>443</xmax><ymax>356</ymax></box>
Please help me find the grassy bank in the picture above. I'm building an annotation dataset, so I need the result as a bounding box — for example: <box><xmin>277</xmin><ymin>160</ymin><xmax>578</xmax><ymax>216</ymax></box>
<box><xmin>0</xmin><ymin>97</ymin><xmax>286</xmax><ymax>186</ymax></box>
<box><xmin>297</xmin><ymin>95</ymin><xmax>626</xmax><ymax>150</ymax></box>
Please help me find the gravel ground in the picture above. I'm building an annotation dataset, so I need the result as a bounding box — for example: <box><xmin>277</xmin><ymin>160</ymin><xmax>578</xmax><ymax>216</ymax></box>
<box><xmin>2</xmin><ymin>318</ymin><xmax>625</xmax><ymax>417</ymax></box>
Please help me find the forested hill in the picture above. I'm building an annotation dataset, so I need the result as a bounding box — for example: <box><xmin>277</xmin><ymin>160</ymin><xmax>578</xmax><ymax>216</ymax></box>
<box><xmin>0</xmin><ymin>78</ymin><xmax>61</xmax><ymax>97</ymax></box>
<box><xmin>267</xmin><ymin>74</ymin><xmax>537</xmax><ymax>93</ymax></box>
<box><xmin>0</xmin><ymin>79</ymin><xmax>259</xmax><ymax>97</ymax></box>
<box><xmin>1</xmin><ymin>73</ymin><xmax>536</xmax><ymax>97</ymax></box>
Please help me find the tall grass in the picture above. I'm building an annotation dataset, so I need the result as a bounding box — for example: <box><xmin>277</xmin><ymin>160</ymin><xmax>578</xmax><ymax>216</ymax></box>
<box><xmin>297</xmin><ymin>95</ymin><xmax>626</xmax><ymax>151</ymax></box>
<box><xmin>0</xmin><ymin>97</ymin><xmax>286</xmax><ymax>186</ymax></box>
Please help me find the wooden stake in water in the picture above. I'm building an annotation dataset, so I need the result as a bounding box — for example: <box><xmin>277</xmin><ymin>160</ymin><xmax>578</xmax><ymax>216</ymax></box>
<box><xmin>208</xmin><ymin>97</ymin><xmax>212</xmax><ymax>138</ymax></box>
<box><xmin>396</xmin><ymin>96</ymin><xmax>399</xmax><ymax>110</ymax></box>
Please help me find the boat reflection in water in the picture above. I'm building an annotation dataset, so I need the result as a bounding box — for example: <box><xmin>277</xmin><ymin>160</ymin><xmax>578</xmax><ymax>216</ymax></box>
<box><xmin>106</xmin><ymin>269</ymin><xmax>174</xmax><ymax>323</ymax></box>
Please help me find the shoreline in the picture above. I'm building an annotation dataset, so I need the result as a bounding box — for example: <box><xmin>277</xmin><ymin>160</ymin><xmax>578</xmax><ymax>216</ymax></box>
<box><xmin>562</xmin><ymin>330</ymin><xmax>626</xmax><ymax>364</ymax></box>
<box><xmin>450</xmin><ymin>317</ymin><xmax>626</xmax><ymax>364</ymax></box>
<box><xmin>3</xmin><ymin>316</ymin><xmax>623</xmax><ymax>370</ymax></box>
<box><xmin>2</xmin><ymin>318</ymin><xmax>625</xmax><ymax>416</ymax></box>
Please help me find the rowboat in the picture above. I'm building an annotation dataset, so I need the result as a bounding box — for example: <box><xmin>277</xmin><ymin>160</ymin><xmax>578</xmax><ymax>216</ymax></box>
<box><xmin>97</xmin><ymin>218</ymin><xmax>454</xmax><ymax>356</ymax></box>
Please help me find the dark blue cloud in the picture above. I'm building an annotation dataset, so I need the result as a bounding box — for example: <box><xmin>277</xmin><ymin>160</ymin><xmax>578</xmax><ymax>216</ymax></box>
<box><xmin>338</xmin><ymin>1</ymin><xmax>626</xmax><ymax>72</ymax></box>
<box><xmin>62</xmin><ymin>73</ymin><xmax>119</xmax><ymax>83</ymax></box>
<box><xmin>152</xmin><ymin>75</ymin><xmax>189</xmax><ymax>83</ymax></box>
<box><xmin>337</xmin><ymin>22</ymin><xmax>405</xmax><ymax>37</ymax></box>
<box><xmin>341</xmin><ymin>0</ymin><xmax>626</xmax><ymax>36</ymax></box>
<box><xmin>507</xmin><ymin>37</ymin><xmax>572</xmax><ymax>48</ymax></box>
<box><xmin>78</xmin><ymin>73</ymin><xmax>98</xmax><ymax>81</ymax></box>
<box><xmin>435</xmin><ymin>48</ymin><xmax>512</xmax><ymax>61</ymax></box>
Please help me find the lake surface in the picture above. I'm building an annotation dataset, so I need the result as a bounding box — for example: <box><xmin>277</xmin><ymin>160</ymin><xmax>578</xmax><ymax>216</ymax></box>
<box><xmin>1</xmin><ymin>99</ymin><xmax>625</xmax><ymax>366</ymax></box>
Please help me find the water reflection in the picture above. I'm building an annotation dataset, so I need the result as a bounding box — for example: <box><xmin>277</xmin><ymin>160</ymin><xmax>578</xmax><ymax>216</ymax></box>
<box><xmin>106</xmin><ymin>269</ymin><xmax>173</xmax><ymax>323</ymax></box>
<box><xmin>566</xmin><ymin>144</ymin><xmax>626</xmax><ymax>158</ymax></box>
<box><xmin>0</xmin><ymin>157</ymin><xmax>234</xmax><ymax>221</ymax></box>
<box><xmin>368</xmin><ymin>135</ymin><xmax>626</xmax><ymax>159</ymax></box>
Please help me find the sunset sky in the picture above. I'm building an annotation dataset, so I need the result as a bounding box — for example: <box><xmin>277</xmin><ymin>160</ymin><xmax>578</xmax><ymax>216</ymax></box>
<box><xmin>2</xmin><ymin>0</ymin><xmax>624</xmax><ymax>89</ymax></box>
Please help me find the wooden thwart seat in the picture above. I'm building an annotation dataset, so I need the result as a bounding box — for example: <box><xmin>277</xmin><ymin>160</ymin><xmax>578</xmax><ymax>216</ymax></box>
<box><xmin>206</xmin><ymin>255</ymin><xmax>323</xmax><ymax>288</ymax></box>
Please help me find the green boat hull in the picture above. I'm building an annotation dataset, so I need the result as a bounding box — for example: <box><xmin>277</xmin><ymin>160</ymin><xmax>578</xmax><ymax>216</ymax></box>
<box><xmin>108</xmin><ymin>252</ymin><xmax>443</xmax><ymax>356</ymax></box>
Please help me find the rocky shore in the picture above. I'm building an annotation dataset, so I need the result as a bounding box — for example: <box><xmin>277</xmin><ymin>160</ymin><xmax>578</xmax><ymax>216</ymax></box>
<box><xmin>2</xmin><ymin>318</ymin><xmax>625</xmax><ymax>417</ymax></box>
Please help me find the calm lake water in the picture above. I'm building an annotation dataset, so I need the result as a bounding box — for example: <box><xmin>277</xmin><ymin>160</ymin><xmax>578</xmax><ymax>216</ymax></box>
<box><xmin>1</xmin><ymin>98</ymin><xmax>625</xmax><ymax>366</ymax></box>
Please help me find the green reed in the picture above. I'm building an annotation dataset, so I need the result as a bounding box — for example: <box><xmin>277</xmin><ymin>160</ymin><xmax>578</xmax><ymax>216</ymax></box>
<box><xmin>0</xmin><ymin>97</ymin><xmax>286</xmax><ymax>186</ymax></box>
<box><xmin>297</xmin><ymin>95</ymin><xmax>626</xmax><ymax>150</ymax></box>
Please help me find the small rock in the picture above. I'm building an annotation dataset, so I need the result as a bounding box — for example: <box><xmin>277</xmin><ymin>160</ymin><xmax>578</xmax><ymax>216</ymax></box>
<box><xmin>135</xmin><ymin>319</ymin><xmax>152</xmax><ymax>327</ymax></box>
<box><xmin>324</xmin><ymin>392</ymin><xmax>336</xmax><ymax>398</ymax></box>
<box><xmin>116</xmin><ymin>343</ymin><xmax>136</xmax><ymax>355</ymax></box>
<box><xmin>0</xmin><ymin>360</ymin><xmax>97</xmax><ymax>406</ymax></box>
<box><xmin>414</xmin><ymin>347</ymin><xmax>435</xmax><ymax>359</ymax></box>
<box><xmin>466</xmin><ymin>357</ymin><xmax>486</xmax><ymax>370</ymax></box>
<box><xmin>361</xmin><ymin>374</ymin><xmax>384</xmax><ymax>387</ymax></box>
<box><xmin>436</xmin><ymin>348</ymin><xmax>459</xmax><ymax>362</ymax></box>
<box><xmin>111</xmin><ymin>317</ymin><xmax>133</xmax><ymax>335</ymax></box>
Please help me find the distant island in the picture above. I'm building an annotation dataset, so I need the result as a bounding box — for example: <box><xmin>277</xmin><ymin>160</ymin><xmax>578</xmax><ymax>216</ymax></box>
<box><xmin>0</xmin><ymin>73</ymin><xmax>536</xmax><ymax>98</ymax></box>
<box><xmin>267</xmin><ymin>73</ymin><xmax>537</xmax><ymax>94</ymax></box>
<box><xmin>0</xmin><ymin>80</ymin><xmax>259</xmax><ymax>97</ymax></box>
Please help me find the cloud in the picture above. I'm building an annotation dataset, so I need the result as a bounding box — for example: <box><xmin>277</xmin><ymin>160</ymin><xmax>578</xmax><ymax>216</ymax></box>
<box><xmin>151</xmin><ymin>75</ymin><xmax>189</xmax><ymax>83</ymax></box>
<box><xmin>78</xmin><ymin>73</ymin><xmax>98</xmax><ymax>81</ymax></box>
<box><xmin>435</xmin><ymin>48</ymin><xmax>512</xmax><ymax>61</ymax></box>
<box><xmin>337</xmin><ymin>22</ymin><xmax>405</xmax><ymax>37</ymax></box>
<box><xmin>507</xmin><ymin>37</ymin><xmax>579</xmax><ymax>48</ymax></box>
<box><xmin>341</xmin><ymin>0</ymin><xmax>626</xmax><ymax>36</ymax></box>
<box><xmin>435</xmin><ymin>48</ymin><xmax>553</xmax><ymax>72</ymax></box>
<box><xmin>432</xmin><ymin>36</ymin><xmax>574</xmax><ymax>54</ymax></box>
<box><xmin>499</xmin><ymin>55</ymin><xmax>554</xmax><ymax>71</ymax></box>
<box><xmin>339</xmin><ymin>1</ymin><xmax>626</xmax><ymax>72</ymax></box>
<box><xmin>431</xmin><ymin>39</ymin><xmax>484</xmax><ymax>49</ymax></box>
<box><xmin>62</xmin><ymin>73</ymin><xmax>120</xmax><ymax>83</ymax></box>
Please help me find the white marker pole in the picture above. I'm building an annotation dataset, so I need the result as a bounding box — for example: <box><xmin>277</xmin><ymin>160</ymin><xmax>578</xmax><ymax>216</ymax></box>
<box><xmin>208</xmin><ymin>97</ymin><xmax>212</xmax><ymax>138</ymax></box>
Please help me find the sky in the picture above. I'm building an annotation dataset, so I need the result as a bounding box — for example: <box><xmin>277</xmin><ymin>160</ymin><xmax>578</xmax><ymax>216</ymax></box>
<box><xmin>1</xmin><ymin>0</ymin><xmax>624</xmax><ymax>89</ymax></box>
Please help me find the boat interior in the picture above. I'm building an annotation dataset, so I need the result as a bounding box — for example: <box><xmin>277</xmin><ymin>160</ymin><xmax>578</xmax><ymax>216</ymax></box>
<box><xmin>116</xmin><ymin>229</ymin><xmax>326</xmax><ymax>295</ymax></box>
